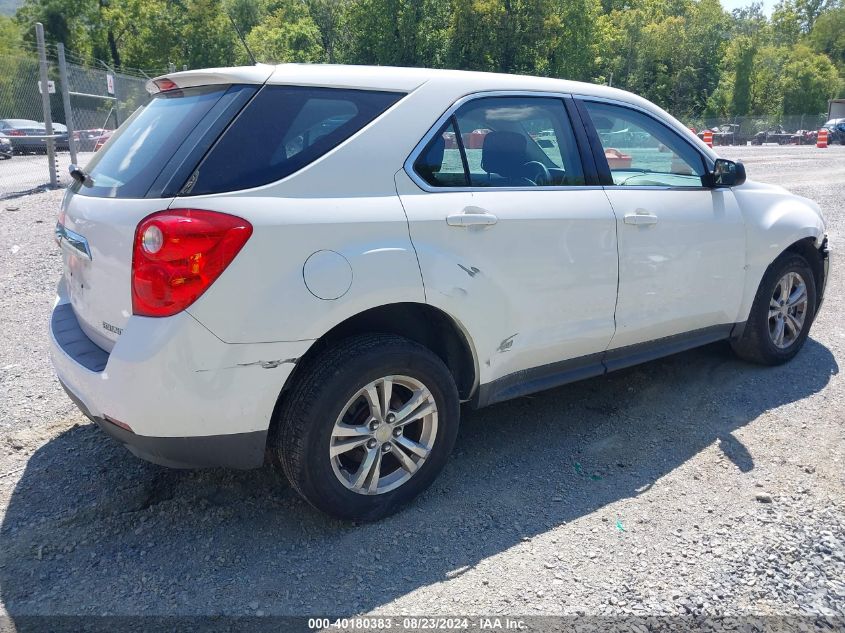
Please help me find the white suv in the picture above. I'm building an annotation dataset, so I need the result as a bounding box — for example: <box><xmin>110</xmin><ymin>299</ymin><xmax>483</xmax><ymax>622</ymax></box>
<box><xmin>50</xmin><ymin>64</ymin><xmax>829</xmax><ymax>520</ymax></box>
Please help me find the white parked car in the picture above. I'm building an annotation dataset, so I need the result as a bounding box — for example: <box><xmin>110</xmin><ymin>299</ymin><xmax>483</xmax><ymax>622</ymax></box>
<box><xmin>51</xmin><ymin>65</ymin><xmax>829</xmax><ymax>520</ymax></box>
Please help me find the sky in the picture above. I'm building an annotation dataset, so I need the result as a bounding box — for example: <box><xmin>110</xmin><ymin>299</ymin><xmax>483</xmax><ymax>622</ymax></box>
<box><xmin>719</xmin><ymin>0</ymin><xmax>777</xmax><ymax>15</ymax></box>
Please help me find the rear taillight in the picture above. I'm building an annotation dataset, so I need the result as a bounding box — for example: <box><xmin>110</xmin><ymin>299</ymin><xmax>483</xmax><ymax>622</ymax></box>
<box><xmin>7</xmin><ymin>130</ymin><xmax>24</xmax><ymax>136</ymax></box>
<box><xmin>131</xmin><ymin>209</ymin><xmax>252</xmax><ymax>317</ymax></box>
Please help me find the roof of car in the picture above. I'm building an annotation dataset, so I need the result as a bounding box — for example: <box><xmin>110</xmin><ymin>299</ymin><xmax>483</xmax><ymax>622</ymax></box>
<box><xmin>157</xmin><ymin>63</ymin><xmax>638</xmax><ymax>103</ymax></box>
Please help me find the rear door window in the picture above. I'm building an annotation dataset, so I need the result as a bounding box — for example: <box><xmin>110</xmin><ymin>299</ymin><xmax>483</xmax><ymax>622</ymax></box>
<box><xmin>181</xmin><ymin>86</ymin><xmax>404</xmax><ymax>196</ymax></box>
<box><xmin>413</xmin><ymin>96</ymin><xmax>585</xmax><ymax>188</ymax></box>
<box><xmin>415</xmin><ymin>119</ymin><xmax>469</xmax><ymax>187</ymax></box>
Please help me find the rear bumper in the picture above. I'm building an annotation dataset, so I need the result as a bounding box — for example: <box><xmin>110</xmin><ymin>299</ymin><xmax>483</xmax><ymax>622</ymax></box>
<box><xmin>57</xmin><ymin>376</ymin><xmax>267</xmax><ymax>469</ymax></box>
<box><xmin>49</xmin><ymin>286</ymin><xmax>312</xmax><ymax>469</ymax></box>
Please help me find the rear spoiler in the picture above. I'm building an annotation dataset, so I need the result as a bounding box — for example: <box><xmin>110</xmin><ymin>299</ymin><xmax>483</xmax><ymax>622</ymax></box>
<box><xmin>147</xmin><ymin>65</ymin><xmax>275</xmax><ymax>94</ymax></box>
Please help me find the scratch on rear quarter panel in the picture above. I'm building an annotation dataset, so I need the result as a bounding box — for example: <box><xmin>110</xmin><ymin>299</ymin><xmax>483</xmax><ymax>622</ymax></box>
<box><xmin>195</xmin><ymin>358</ymin><xmax>298</xmax><ymax>372</ymax></box>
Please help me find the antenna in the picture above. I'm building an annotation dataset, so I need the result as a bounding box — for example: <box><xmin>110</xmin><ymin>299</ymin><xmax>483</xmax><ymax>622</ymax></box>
<box><xmin>226</xmin><ymin>10</ymin><xmax>257</xmax><ymax>65</ymax></box>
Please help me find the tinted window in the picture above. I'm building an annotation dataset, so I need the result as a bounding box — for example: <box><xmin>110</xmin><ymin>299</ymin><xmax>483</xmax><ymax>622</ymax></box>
<box><xmin>183</xmin><ymin>86</ymin><xmax>403</xmax><ymax>195</ymax></box>
<box><xmin>414</xmin><ymin>96</ymin><xmax>584</xmax><ymax>188</ymax></box>
<box><xmin>76</xmin><ymin>85</ymin><xmax>231</xmax><ymax>198</ymax></box>
<box><xmin>583</xmin><ymin>101</ymin><xmax>705</xmax><ymax>187</ymax></box>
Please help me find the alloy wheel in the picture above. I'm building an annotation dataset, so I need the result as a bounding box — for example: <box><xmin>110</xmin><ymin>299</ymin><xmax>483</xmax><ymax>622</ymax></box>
<box><xmin>329</xmin><ymin>375</ymin><xmax>438</xmax><ymax>495</ymax></box>
<box><xmin>768</xmin><ymin>271</ymin><xmax>808</xmax><ymax>349</ymax></box>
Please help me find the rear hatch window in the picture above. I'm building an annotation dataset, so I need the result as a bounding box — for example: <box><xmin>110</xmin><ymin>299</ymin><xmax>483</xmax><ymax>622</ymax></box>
<box><xmin>75</xmin><ymin>84</ymin><xmax>404</xmax><ymax>199</ymax></box>
<box><xmin>74</xmin><ymin>85</ymin><xmax>241</xmax><ymax>199</ymax></box>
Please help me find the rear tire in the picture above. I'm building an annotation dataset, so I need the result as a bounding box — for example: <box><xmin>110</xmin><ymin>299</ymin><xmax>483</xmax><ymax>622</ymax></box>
<box><xmin>731</xmin><ymin>253</ymin><xmax>816</xmax><ymax>365</ymax></box>
<box><xmin>272</xmin><ymin>334</ymin><xmax>460</xmax><ymax>521</ymax></box>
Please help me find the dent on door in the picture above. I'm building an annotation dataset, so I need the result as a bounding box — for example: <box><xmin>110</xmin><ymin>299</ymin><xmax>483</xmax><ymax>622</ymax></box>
<box><xmin>395</xmin><ymin>170</ymin><xmax>619</xmax><ymax>387</ymax></box>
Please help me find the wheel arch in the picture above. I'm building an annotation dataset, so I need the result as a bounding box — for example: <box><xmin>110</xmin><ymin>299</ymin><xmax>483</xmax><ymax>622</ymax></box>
<box><xmin>736</xmin><ymin>231</ymin><xmax>827</xmax><ymax>334</ymax></box>
<box><xmin>783</xmin><ymin>236</ymin><xmax>826</xmax><ymax>310</ymax></box>
<box><xmin>271</xmin><ymin>302</ymin><xmax>479</xmax><ymax>430</ymax></box>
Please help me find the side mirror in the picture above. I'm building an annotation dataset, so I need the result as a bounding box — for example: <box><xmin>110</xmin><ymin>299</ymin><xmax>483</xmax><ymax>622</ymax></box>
<box><xmin>707</xmin><ymin>158</ymin><xmax>746</xmax><ymax>187</ymax></box>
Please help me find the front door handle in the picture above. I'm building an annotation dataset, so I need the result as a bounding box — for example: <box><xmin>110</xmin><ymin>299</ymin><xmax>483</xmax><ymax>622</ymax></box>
<box><xmin>623</xmin><ymin>210</ymin><xmax>659</xmax><ymax>226</ymax></box>
<box><xmin>446</xmin><ymin>206</ymin><xmax>498</xmax><ymax>227</ymax></box>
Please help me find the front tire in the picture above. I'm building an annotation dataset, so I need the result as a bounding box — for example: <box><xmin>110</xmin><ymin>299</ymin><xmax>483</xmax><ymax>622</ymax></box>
<box><xmin>272</xmin><ymin>334</ymin><xmax>460</xmax><ymax>521</ymax></box>
<box><xmin>731</xmin><ymin>253</ymin><xmax>817</xmax><ymax>365</ymax></box>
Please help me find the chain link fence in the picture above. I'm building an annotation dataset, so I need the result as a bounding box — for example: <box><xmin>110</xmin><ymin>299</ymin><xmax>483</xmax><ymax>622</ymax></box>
<box><xmin>0</xmin><ymin>47</ymin><xmax>62</xmax><ymax>198</ymax></box>
<box><xmin>0</xmin><ymin>34</ymin><xmax>154</xmax><ymax>200</ymax></box>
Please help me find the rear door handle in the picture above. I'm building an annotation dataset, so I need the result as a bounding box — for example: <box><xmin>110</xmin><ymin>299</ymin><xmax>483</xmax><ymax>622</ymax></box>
<box><xmin>623</xmin><ymin>210</ymin><xmax>659</xmax><ymax>226</ymax></box>
<box><xmin>446</xmin><ymin>207</ymin><xmax>498</xmax><ymax>227</ymax></box>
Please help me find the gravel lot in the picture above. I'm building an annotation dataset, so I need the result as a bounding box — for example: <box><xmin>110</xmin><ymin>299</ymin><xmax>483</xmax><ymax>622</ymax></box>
<box><xmin>0</xmin><ymin>145</ymin><xmax>843</xmax><ymax>628</ymax></box>
<box><xmin>0</xmin><ymin>152</ymin><xmax>96</xmax><ymax>200</ymax></box>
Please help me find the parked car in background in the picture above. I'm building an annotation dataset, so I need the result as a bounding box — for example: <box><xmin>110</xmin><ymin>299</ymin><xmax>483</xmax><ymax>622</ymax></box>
<box><xmin>821</xmin><ymin>119</ymin><xmax>845</xmax><ymax>145</ymax></box>
<box><xmin>51</xmin><ymin>64</ymin><xmax>829</xmax><ymax>521</ymax></box>
<box><xmin>750</xmin><ymin>126</ymin><xmax>794</xmax><ymax>145</ymax></box>
<box><xmin>790</xmin><ymin>130</ymin><xmax>818</xmax><ymax>145</ymax></box>
<box><xmin>52</xmin><ymin>123</ymin><xmax>70</xmax><ymax>151</ymax></box>
<box><xmin>0</xmin><ymin>119</ymin><xmax>47</xmax><ymax>153</ymax></box>
<box><xmin>0</xmin><ymin>119</ymin><xmax>69</xmax><ymax>153</ymax></box>
<box><xmin>73</xmin><ymin>128</ymin><xmax>114</xmax><ymax>152</ymax></box>
<box><xmin>0</xmin><ymin>133</ymin><xmax>12</xmax><ymax>159</ymax></box>
<box><xmin>93</xmin><ymin>129</ymin><xmax>113</xmax><ymax>152</ymax></box>
<box><xmin>702</xmin><ymin>124</ymin><xmax>741</xmax><ymax>146</ymax></box>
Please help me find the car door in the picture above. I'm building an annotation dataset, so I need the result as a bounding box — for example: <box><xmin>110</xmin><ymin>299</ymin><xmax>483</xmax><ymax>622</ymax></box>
<box><xmin>577</xmin><ymin>99</ymin><xmax>746</xmax><ymax>361</ymax></box>
<box><xmin>396</xmin><ymin>94</ymin><xmax>619</xmax><ymax>404</ymax></box>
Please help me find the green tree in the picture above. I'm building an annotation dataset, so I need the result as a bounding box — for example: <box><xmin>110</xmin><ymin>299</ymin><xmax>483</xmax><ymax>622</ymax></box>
<box><xmin>344</xmin><ymin>0</ymin><xmax>449</xmax><ymax>67</ymax></box>
<box><xmin>731</xmin><ymin>2</ymin><xmax>768</xmax><ymax>36</ymax></box>
<box><xmin>781</xmin><ymin>43</ymin><xmax>842</xmax><ymax>112</ymax></box>
<box><xmin>809</xmin><ymin>7</ymin><xmax>845</xmax><ymax>78</ymax></box>
<box><xmin>0</xmin><ymin>14</ymin><xmax>22</xmax><ymax>54</ymax></box>
<box><xmin>305</xmin><ymin>0</ymin><xmax>351</xmax><ymax>63</ymax></box>
<box><xmin>16</xmin><ymin>0</ymin><xmax>95</xmax><ymax>57</ymax></box>
<box><xmin>180</xmin><ymin>0</ymin><xmax>237</xmax><ymax>68</ymax></box>
<box><xmin>246</xmin><ymin>0</ymin><xmax>323</xmax><ymax>63</ymax></box>
<box><xmin>448</xmin><ymin>0</ymin><xmax>553</xmax><ymax>74</ymax></box>
<box><xmin>545</xmin><ymin>0</ymin><xmax>602</xmax><ymax>80</ymax></box>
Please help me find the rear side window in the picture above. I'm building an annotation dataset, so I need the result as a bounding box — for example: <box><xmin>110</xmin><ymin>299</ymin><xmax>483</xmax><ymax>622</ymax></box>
<box><xmin>182</xmin><ymin>86</ymin><xmax>404</xmax><ymax>195</ymax></box>
<box><xmin>76</xmin><ymin>85</ymin><xmax>232</xmax><ymax>199</ymax></box>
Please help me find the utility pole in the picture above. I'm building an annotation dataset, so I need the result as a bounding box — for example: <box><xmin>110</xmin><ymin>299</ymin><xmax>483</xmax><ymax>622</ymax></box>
<box><xmin>57</xmin><ymin>43</ymin><xmax>78</xmax><ymax>165</ymax></box>
<box><xmin>36</xmin><ymin>23</ymin><xmax>58</xmax><ymax>189</ymax></box>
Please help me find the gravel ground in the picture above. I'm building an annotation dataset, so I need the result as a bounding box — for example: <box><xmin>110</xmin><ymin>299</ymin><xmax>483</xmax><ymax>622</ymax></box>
<box><xmin>0</xmin><ymin>152</ymin><xmax>96</xmax><ymax>200</ymax></box>
<box><xmin>0</xmin><ymin>145</ymin><xmax>843</xmax><ymax>628</ymax></box>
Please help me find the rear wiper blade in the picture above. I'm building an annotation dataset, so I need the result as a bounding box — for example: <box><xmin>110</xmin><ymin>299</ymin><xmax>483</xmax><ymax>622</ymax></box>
<box><xmin>68</xmin><ymin>164</ymin><xmax>93</xmax><ymax>187</ymax></box>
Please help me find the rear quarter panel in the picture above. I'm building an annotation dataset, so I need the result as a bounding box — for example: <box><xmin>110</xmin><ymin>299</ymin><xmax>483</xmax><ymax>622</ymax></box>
<box><xmin>184</xmin><ymin>195</ymin><xmax>424</xmax><ymax>343</ymax></box>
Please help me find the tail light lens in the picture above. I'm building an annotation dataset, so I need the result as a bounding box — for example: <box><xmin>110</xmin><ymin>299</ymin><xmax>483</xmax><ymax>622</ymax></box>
<box><xmin>7</xmin><ymin>129</ymin><xmax>24</xmax><ymax>136</ymax></box>
<box><xmin>132</xmin><ymin>209</ymin><xmax>252</xmax><ymax>317</ymax></box>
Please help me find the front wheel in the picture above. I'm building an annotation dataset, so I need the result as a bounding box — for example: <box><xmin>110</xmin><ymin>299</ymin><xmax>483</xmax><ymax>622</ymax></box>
<box><xmin>272</xmin><ymin>334</ymin><xmax>460</xmax><ymax>521</ymax></box>
<box><xmin>731</xmin><ymin>253</ymin><xmax>817</xmax><ymax>365</ymax></box>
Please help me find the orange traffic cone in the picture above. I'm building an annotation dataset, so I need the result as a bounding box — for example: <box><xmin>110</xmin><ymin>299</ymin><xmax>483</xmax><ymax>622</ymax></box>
<box><xmin>817</xmin><ymin>128</ymin><xmax>828</xmax><ymax>149</ymax></box>
<box><xmin>703</xmin><ymin>129</ymin><xmax>713</xmax><ymax>148</ymax></box>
